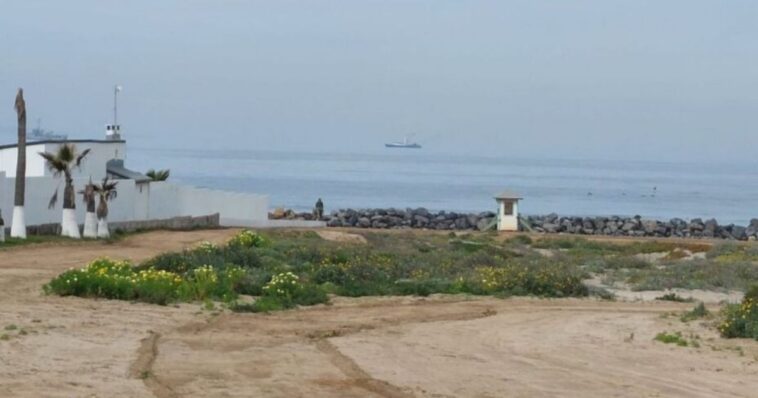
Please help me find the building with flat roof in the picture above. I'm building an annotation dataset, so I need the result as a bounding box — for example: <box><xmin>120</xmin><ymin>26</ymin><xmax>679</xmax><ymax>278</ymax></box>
<box><xmin>0</xmin><ymin>128</ymin><xmax>271</xmax><ymax>230</ymax></box>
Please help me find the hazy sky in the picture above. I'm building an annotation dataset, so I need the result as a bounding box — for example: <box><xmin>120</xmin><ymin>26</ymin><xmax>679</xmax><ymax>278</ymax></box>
<box><xmin>0</xmin><ymin>1</ymin><xmax>755</xmax><ymax>160</ymax></box>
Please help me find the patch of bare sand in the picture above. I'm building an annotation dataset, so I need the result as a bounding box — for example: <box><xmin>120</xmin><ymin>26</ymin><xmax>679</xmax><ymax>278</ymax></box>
<box><xmin>334</xmin><ymin>298</ymin><xmax>758</xmax><ymax>398</ymax></box>
<box><xmin>0</xmin><ymin>229</ymin><xmax>239</xmax><ymax>398</ymax></box>
<box><xmin>316</xmin><ymin>230</ymin><xmax>367</xmax><ymax>244</ymax></box>
<box><xmin>1</xmin><ymin>229</ymin><xmax>757</xmax><ymax>397</ymax></box>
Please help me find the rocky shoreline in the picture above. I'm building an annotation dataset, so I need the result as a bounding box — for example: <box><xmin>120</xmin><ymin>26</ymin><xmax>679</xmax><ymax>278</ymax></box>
<box><xmin>269</xmin><ymin>208</ymin><xmax>758</xmax><ymax>241</ymax></box>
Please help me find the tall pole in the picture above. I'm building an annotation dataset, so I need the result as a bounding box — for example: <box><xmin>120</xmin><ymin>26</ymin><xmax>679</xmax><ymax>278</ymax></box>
<box><xmin>113</xmin><ymin>85</ymin><xmax>119</xmax><ymax>127</ymax></box>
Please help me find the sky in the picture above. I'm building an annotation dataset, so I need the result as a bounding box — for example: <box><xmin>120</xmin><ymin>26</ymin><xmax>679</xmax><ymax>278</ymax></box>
<box><xmin>0</xmin><ymin>0</ymin><xmax>756</xmax><ymax>161</ymax></box>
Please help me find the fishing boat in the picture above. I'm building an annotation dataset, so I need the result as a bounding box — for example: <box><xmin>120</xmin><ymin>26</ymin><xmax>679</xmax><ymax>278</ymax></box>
<box><xmin>385</xmin><ymin>136</ymin><xmax>421</xmax><ymax>149</ymax></box>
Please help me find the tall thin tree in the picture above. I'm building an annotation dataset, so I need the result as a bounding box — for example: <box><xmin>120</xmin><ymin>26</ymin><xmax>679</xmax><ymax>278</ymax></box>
<box><xmin>11</xmin><ymin>88</ymin><xmax>27</xmax><ymax>238</ymax></box>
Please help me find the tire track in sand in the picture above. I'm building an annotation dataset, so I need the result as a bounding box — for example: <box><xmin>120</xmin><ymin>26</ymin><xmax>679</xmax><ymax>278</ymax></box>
<box><xmin>130</xmin><ymin>332</ymin><xmax>177</xmax><ymax>398</ymax></box>
<box><xmin>315</xmin><ymin>339</ymin><xmax>415</xmax><ymax>398</ymax></box>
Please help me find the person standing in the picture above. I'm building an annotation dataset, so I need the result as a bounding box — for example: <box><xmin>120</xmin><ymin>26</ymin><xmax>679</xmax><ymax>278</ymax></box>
<box><xmin>314</xmin><ymin>198</ymin><xmax>324</xmax><ymax>220</ymax></box>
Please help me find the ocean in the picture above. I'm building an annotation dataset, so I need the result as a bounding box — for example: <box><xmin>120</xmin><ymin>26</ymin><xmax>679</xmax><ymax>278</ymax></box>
<box><xmin>129</xmin><ymin>147</ymin><xmax>758</xmax><ymax>226</ymax></box>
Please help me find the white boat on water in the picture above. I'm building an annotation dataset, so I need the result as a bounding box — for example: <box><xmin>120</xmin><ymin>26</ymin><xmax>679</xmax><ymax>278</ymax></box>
<box><xmin>385</xmin><ymin>136</ymin><xmax>421</xmax><ymax>149</ymax></box>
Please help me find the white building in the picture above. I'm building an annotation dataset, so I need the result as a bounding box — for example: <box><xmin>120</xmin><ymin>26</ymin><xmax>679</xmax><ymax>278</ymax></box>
<box><xmin>495</xmin><ymin>191</ymin><xmax>522</xmax><ymax>232</ymax></box>
<box><xmin>0</xmin><ymin>132</ymin><xmax>272</xmax><ymax>229</ymax></box>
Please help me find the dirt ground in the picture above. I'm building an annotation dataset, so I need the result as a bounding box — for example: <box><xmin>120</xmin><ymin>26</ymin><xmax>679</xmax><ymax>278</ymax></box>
<box><xmin>1</xmin><ymin>229</ymin><xmax>757</xmax><ymax>398</ymax></box>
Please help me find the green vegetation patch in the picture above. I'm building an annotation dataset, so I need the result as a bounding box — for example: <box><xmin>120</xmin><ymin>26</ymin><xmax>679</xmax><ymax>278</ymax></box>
<box><xmin>44</xmin><ymin>257</ymin><xmax>246</xmax><ymax>305</ymax></box>
<box><xmin>654</xmin><ymin>331</ymin><xmax>700</xmax><ymax>347</ymax></box>
<box><xmin>46</xmin><ymin>229</ymin><xmax>595</xmax><ymax>310</ymax></box>
<box><xmin>718</xmin><ymin>286</ymin><xmax>758</xmax><ymax>340</ymax></box>
<box><xmin>680</xmin><ymin>302</ymin><xmax>710</xmax><ymax>322</ymax></box>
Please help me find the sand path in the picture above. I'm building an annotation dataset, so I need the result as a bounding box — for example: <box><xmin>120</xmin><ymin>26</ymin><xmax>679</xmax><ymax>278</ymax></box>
<box><xmin>1</xmin><ymin>230</ymin><xmax>757</xmax><ymax>397</ymax></box>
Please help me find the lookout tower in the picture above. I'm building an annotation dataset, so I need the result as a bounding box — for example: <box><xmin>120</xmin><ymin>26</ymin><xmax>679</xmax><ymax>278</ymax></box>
<box><xmin>106</xmin><ymin>85</ymin><xmax>123</xmax><ymax>140</ymax></box>
<box><xmin>494</xmin><ymin>191</ymin><xmax>522</xmax><ymax>232</ymax></box>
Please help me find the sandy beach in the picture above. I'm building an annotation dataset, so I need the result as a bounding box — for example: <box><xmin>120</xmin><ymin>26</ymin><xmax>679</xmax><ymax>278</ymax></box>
<box><xmin>1</xmin><ymin>229</ymin><xmax>757</xmax><ymax>397</ymax></box>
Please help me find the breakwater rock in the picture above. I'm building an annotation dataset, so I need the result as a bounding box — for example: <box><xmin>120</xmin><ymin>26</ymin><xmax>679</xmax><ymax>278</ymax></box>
<box><xmin>269</xmin><ymin>208</ymin><xmax>758</xmax><ymax>240</ymax></box>
<box><xmin>271</xmin><ymin>208</ymin><xmax>497</xmax><ymax>231</ymax></box>
<box><xmin>325</xmin><ymin>208</ymin><xmax>498</xmax><ymax>231</ymax></box>
<box><xmin>525</xmin><ymin>214</ymin><xmax>758</xmax><ymax>240</ymax></box>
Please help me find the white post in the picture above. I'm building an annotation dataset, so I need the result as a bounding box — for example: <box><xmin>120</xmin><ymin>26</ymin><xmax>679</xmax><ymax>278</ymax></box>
<box><xmin>97</xmin><ymin>218</ymin><xmax>110</xmax><ymax>239</ymax></box>
<box><xmin>83</xmin><ymin>212</ymin><xmax>98</xmax><ymax>238</ymax></box>
<box><xmin>61</xmin><ymin>208</ymin><xmax>81</xmax><ymax>238</ymax></box>
<box><xmin>10</xmin><ymin>206</ymin><xmax>26</xmax><ymax>238</ymax></box>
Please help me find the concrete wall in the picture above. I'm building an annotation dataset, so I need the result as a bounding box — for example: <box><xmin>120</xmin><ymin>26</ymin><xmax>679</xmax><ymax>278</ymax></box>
<box><xmin>0</xmin><ymin>141</ymin><xmax>125</xmax><ymax>179</ymax></box>
<box><xmin>3</xmin><ymin>213</ymin><xmax>221</xmax><ymax>236</ymax></box>
<box><xmin>0</xmin><ymin>175</ymin><xmax>269</xmax><ymax>229</ymax></box>
<box><xmin>0</xmin><ymin>145</ymin><xmax>46</xmax><ymax>178</ymax></box>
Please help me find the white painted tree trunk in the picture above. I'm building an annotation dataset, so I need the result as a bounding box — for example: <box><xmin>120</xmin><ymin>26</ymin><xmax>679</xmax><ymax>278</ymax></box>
<box><xmin>10</xmin><ymin>206</ymin><xmax>26</xmax><ymax>239</ymax></box>
<box><xmin>83</xmin><ymin>212</ymin><xmax>98</xmax><ymax>238</ymax></box>
<box><xmin>97</xmin><ymin>218</ymin><xmax>110</xmax><ymax>239</ymax></box>
<box><xmin>0</xmin><ymin>222</ymin><xmax>5</xmax><ymax>242</ymax></box>
<box><xmin>61</xmin><ymin>208</ymin><xmax>81</xmax><ymax>239</ymax></box>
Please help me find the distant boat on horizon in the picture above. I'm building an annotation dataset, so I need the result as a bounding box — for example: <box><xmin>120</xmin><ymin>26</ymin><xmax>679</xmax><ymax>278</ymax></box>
<box><xmin>29</xmin><ymin>127</ymin><xmax>68</xmax><ymax>141</ymax></box>
<box><xmin>385</xmin><ymin>136</ymin><xmax>421</xmax><ymax>149</ymax></box>
<box><xmin>29</xmin><ymin>119</ymin><xmax>67</xmax><ymax>141</ymax></box>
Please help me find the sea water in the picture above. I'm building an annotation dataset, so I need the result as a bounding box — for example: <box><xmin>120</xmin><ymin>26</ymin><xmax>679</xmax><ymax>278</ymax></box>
<box><xmin>129</xmin><ymin>147</ymin><xmax>758</xmax><ymax>225</ymax></box>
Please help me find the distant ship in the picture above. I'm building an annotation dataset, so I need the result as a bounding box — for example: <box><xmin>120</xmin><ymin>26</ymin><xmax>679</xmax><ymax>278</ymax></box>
<box><xmin>29</xmin><ymin>127</ymin><xmax>67</xmax><ymax>141</ymax></box>
<box><xmin>385</xmin><ymin>136</ymin><xmax>421</xmax><ymax>149</ymax></box>
<box><xmin>29</xmin><ymin>119</ymin><xmax>67</xmax><ymax>141</ymax></box>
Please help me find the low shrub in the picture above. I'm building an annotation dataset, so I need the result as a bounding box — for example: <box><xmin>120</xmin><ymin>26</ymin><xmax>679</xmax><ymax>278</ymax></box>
<box><xmin>228</xmin><ymin>230</ymin><xmax>268</xmax><ymax>248</ymax></box>
<box><xmin>508</xmin><ymin>235</ymin><xmax>533</xmax><ymax>245</ymax></box>
<box><xmin>232</xmin><ymin>272</ymin><xmax>328</xmax><ymax>313</ymax></box>
<box><xmin>472</xmin><ymin>262</ymin><xmax>587</xmax><ymax>297</ymax></box>
<box><xmin>655</xmin><ymin>293</ymin><xmax>694</xmax><ymax>303</ymax></box>
<box><xmin>45</xmin><ymin>258</ymin><xmax>240</xmax><ymax>305</ymax></box>
<box><xmin>654</xmin><ymin>331</ymin><xmax>689</xmax><ymax>346</ymax></box>
<box><xmin>718</xmin><ymin>287</ymin><xmax>758</xmax><ymax>340</ymax></box>
<box><xmin>624</xmin><ymin>260</ymin><xmax>758</xmax><ymax>291</ymax></box>
<box><xmin>680</xmin><ymin>302</ymin><xmax>709</xmax><ymax>322</ymax></box>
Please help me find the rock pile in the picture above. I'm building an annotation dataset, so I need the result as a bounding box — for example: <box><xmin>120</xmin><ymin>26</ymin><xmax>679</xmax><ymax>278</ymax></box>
<box><xmin>326</xmin><ymin>208</ymin><xmax>498</xmax><ymax>231</ymax></box>
<box><xmin>270</xmin><ymin>207</ymin><xmax>758</xmax><ymax>240</ymax></box>
<box><xmin>525</xmin><ymin>214</ymin><xmax>758</xmax><ymax>240</ymax></box>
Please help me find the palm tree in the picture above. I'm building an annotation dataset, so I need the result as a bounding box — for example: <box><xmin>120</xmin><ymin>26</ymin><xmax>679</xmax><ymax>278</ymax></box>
<box><xmin>11</xmin><ymin>88</ymin><xmax>27</xmax><ymax>238</ymax></box>
<box><xmin>39</xmin><ymin>144</ymin><xmax>90</xmax><ymax>238</ymax></box>
<box><xmin>80</xmin><ymin>180</ymin><xmax>97</xmax><ymax>238</ymax></box>
<box><xmin>146</xmin><ymin>169</ymin><xmax>170</xmax><ymax>181</ymax></box>
<box><xmin>93</xmin><ymin>177</ymin><xmax>118</xmax><ymax>238</ymax></box>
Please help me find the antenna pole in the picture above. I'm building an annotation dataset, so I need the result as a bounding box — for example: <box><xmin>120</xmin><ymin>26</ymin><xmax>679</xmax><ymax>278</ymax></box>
<box><xmin>113</xmin><ymin>85</ymin><xmax>119</xmax><ymax>126</ymax></box>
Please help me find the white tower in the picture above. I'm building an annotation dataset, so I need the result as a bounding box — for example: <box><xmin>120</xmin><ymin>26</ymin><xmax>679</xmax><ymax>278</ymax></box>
<box><xmin>106</xmin><ymin>85</ymin><xmax>123</xmax><ymax>140</ymax></box>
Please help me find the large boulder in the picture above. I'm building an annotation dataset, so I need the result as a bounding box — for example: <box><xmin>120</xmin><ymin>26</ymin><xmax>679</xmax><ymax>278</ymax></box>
<box><xmin>642</xmin><ymin>220</ymin><xmax>658</xmax><ymax>234</ymax></box>
<box><xmin>477</xmin><ymin>217</ymin><xmax>494</xmax><ymax>231</ymax></box>
<box><xmin>732</xmin><ymin>225</ymin><xmax>747</xmax><ymax>240</ymax></box>
<box><xmin>413</xmin><ymin>215</ymin><xmax>430</xmax><ymax>227</ymax></box>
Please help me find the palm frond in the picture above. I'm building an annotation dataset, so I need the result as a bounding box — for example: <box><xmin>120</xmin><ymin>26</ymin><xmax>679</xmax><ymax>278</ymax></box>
<box><xmin>58</xmin><ymin>144</ymin><xmax>75</xmax><ymax>163</ymax></box>
<box><xmin>76</xmin><ymin>148</ymin><xmax>91</xmax><ymax>167</ymax></box>
<box><xmin>94</xmin><ymin>177</ymin><xmax>118</xmax><ymax>201</ymax></box>
<box><xmin>48</xmin><ymin>188</ymin><xmax>58</xmax><ymax>209</ymax></box>
<box><xmin>146</xmin><ymin>168</ymin><xmax>170</xmax><ymax>181</ymax></box>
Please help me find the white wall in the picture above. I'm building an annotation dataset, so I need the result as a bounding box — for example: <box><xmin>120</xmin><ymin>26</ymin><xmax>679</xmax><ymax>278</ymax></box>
<box><xmin>0</xmin><ymin>175</ymin><xmax>269</xmax><ymax>227</ymax></box>
<box><xmin>0</xmin><ymin>145</ymin><xmax>46</xmax><ymax>177</ymax></box>
<box><xmin>0</xmin><ymin>141</ymin><xmax>125</xmax><ymax>180</ymax></box>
